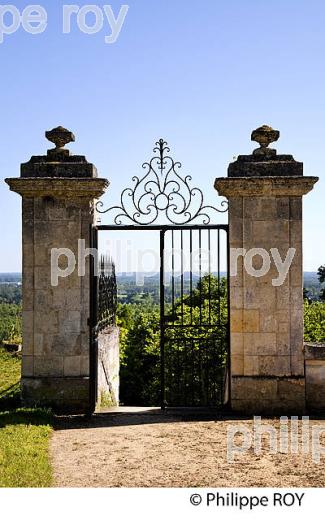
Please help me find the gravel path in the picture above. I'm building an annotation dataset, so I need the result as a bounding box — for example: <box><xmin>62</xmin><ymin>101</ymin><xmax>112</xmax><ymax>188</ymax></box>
<box><xmin>50</xmin><ymin>410</ymin><xmax>325</xmax><ymax>487</ymax></box>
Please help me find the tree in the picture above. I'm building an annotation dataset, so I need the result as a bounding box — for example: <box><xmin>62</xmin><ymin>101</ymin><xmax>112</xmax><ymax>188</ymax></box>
<box><xmin>304</xmin><ymin>300</ymin><xmax>325</xmax><ymax>342</ymax></box>
<box><xmin>118</xmin><ymin>307</ymin><xmax>160</xmax><ymax>406</ymax></box>
<box><xmin>317</xmin><ymin>265</ymin><xmax>325</xmax><ymax>301</ymax></box>
<box><xmin>117</xmin><ymin>274</ymin><xmax>229</xmax><ymax>406</ymax></box>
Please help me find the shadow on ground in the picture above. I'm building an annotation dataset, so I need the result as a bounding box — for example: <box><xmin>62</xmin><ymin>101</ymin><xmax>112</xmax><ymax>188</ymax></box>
<box><xmin>54</xmin><ymin>407</ymin><xmax>256</xmax><ymax>431</ymax></box>
<box><xmin>53</xmin><ymin>406</ymin><xmax>325</xmax><ymax>431</ymax></box>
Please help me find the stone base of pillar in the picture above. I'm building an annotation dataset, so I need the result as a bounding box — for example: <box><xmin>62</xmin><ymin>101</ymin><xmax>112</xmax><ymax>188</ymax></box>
<box><xmin>231</xmin><ymin>376</ymin><xmax>306</xmax><ymax>415</ymax></box>
<box><xmin>21</xmin><ymin>377</ymin><xmax>90</xmax><ymax>414</ymax></box>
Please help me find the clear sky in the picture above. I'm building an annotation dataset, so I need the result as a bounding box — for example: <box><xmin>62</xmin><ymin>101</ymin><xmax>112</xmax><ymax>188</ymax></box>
<box><xmin>0</xmin><ymin>0</ymin><xmax>324</xmax><ymax>272</ymax></box>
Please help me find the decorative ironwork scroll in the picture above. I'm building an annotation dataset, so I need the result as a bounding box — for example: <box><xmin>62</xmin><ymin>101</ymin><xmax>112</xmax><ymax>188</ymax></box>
<box><xmin>96</xmin><ymin>139</ymin><xmax>228</xmax><ymax>225</ymax></box>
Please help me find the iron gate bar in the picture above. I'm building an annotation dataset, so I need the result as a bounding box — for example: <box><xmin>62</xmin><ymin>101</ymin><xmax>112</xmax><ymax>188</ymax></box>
<box><xmin>94</xmin><ymin>223</ymin><xmax>230</xmax><ymax>409</ymax></box>
<box><xmin>160</xmin><ymin>229</ymin><xmax>165</xmax><ymax>408</ymax></box>
<box><xmin>89</xmin><ymin>224</ymin><xmax>98</xmax><ymax>414</ymax></box>
<box><xmin>190</xmin><ymin>230</ymin><xmax>193</xmax><ymax>324</ymax></box>
<box><xmin>172</xmin><ymin>230</ymin><xmax>175</xmax><ymax>325</ymax></box>
<box><xmin>218</xmin><ymin>229</ymin><xmax>221</xmax><ymax>327</ymax></box>
<box><xmin>226</xmin><ymin>225</ymin><xmax>231</xmax><ymax>408</ymax></box>
<box><xmin>95</xmin><ymin>225</ymin><xmax>228</xmax><ymax>231</ymax></box>
<box><xmin>91</xmin><ymin>139</ymin><xmax>230</xmax><ymax>410</ymax></box>
<box><xmin>161</xmin><ymin>226</ymin><xmax>229</xmax><ymax>408</ymax></box>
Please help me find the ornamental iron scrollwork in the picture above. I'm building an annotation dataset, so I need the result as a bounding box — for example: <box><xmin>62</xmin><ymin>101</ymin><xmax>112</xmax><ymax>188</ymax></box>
<box><xmin>96</xmin><ymin>139</ymin><xmax>228</xmax><ymax>225</ymax></box>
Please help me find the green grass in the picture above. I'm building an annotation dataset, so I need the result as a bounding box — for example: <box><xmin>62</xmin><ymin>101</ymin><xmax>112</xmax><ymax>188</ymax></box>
<box><xmin>0</xmin><ymin>346</ymin><xmax>53</xmax><ymax>487</ymax></box>
<box><xmin>0</xmin><ymin>347</ymin><xmax>21</xmax><ymax>410</ymax></box>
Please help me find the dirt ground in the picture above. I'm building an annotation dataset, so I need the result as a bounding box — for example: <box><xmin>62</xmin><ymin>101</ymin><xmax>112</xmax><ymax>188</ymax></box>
<box><xmin>50</xmin><ymin>409</ymin><xmax>325</xmax><ymax>487</ymax></box>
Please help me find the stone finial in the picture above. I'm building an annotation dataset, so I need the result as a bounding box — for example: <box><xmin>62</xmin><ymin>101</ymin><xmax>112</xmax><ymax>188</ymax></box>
<box><xmin>46</xmin><ymin>126</ymin><xmax>75</xmax><ymax>159</ymax></box>
<box><xmin>46</xmin><ymin>126</ymin><xmax>75</xmax><ymax>149</ymax></box>
<box><xmin>251</xmin><ymin>125</ymin><xmax>280</xmax><ymax>157</ymax></box>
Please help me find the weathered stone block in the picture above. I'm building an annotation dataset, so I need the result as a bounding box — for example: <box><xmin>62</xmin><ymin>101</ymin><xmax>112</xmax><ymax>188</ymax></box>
<box><xmin>22</xmin><ymin>310</ymin><xmax>33</xmax><ymax>336</ymax></box>
<box><xmin>22</xmin><ymin>356</ymin><xmax>33</xmax><ymax>377</ymax></box>
<box><xmin>277</xmin><ymin>333</ymin><xmax>291</xmax><ymax>355</ymax></box>
<box><xmin>33</xmin><ymin>333</ymin><xmax>44</xmax><ymax>355</ymax></box>
<box><xmin>290</xmin><ymin>220</ymin><xmax>302</xmax><ymax>244</ymax></box>
<box><xmin>34</xmin><ymin>356</ymin><xmax>64</xmax><ymax>377</ymax></box>
<box><xmin>34</xmin><ymin>290</ymin><xmax>49</xmax><ymax>308</ymax></box>
<box><xmin>34</xmin><ymin>267</ymin><xmax>50</xmax><ymax>290</ymax></box>
<box><xmin>276</xmin><ymin>286</ymin><xmax>290</xmax><ymax>310</ymax></box>
<box><xmin>289</xmin><ymin>197</ymin><xmax>302</xmax><ymax>220</ymax></box>
<box><xmin>244</xmin><ymin>287</ymin><xmax>276</xmax><ymax>310</ymax></box>
<box><xmin>21</xmin><ymin>376</ymin><xmax>90</xmax><ymax>414</ymax></box>
<box><xmin>230</xmin><ymin>287</ymin><xmax>243</xmax><ymax>309</ymax></box>
<box><xmin>23</xmin><ymin>267</ymin><xmax>34</xmax><ymax>291</ymax></box>
<box><xmin>244</xmin><ymin>197</ymin><xmax>280</xmax><ymax>221</ymax></box>
<box><xmin>243</xmin><ymin>333</ymin><xmax>277</xmax><ymax>356</ymax></box>
<box><xmin>231</xmin><ymin>309</ymin><xmax>243</xmax><ymax>333</ymax></box>
<box><xmin>242</xmin><ymin>310</ymin><xmax>259</xmax><ymax>332</ymax></box>
<box><xmin>258</xmin><ymin>355</ymin><xmax>291</xmax><ymax>376</ymax></box>
<box><xmin>252</xmin><ymin>220</ymin><xmax>289</xmax><ymax>244</ymax></box>
<box><xmin>38</xmin><ymin>333</ymin><xmax>81</xmax><ymax>356</ymax></box>
<box><xmin>276</xmin><ymin>197</ymin><xmax>289</xmax><ymax>219</ymax></box>
<box><xmin>231</xmin><ymin>333</ymin><xmax>243</xmax><ymax>356</ymax></box>
<box><xmin>305</xmin><ymin>357</ymin><xmax>325</xmax><ymax>410</ymax></box>
<box><xmin>22</xmin><ymin>243</ymin><xmax>34</xmax><ymax>268</ymax></box>
<box><xmin>232</xmin><ymin>355</ymin><xmax>244</xmax><ymax>376</ymax></box>
<box><xmin>277</xmin><ymin>321</ymin><xmax>289</xmax><ymax>334</ymax></box>
<box><xmin>290</xmin><ymin>354</ymin><xmax>305</xmax><ymax>376</ymax></box>
<box><xmin>34</xmin><ymin>310</ymin><xmax>59</xmax><ymax>335</ymax></box>
<box><xmin>243</xmin><ymin>355</ymin><xmax>259</xmax><ymax>375</ymax></box>
<box><xmin>290</xmin><ymin>265</ymin><xmax>303</xmax><ymax>287</ymax></box>
<box><xmin>22</xmin><ymin>335</ymin><xmax>34</xmax><ymax>355</ymax></box>
<box><xmin>232</xmin><ymin>376</ymin><xmax>277</xmax><ymax>401</ymax></box>
<box><xmin>228</xmin><ymin>198</ymin><xmax>243</xmax><ymax>218</ymax></box>
<box><xmin>97</xmin><ymin>327</ymin><xmax>120</xmax><ymax>408</ymax></box>
<box><xmin>23</xmin><ymin>290</ymin><xmax>34</xmax><ymax>312</ymax></box>
<box><xmin>65</xmin><ymin>288</ymin><xmax>82</xmax><ymax>310</ymax></box>
<box><xmin>64</xmin><ymin>355</ymin><xmax>81</xmax><ymax>377</ymax></box>
<box><xmin>277</xmin><ymin>377</ymin><xmax>305</xmax><ymax>401</ymax></box>
<box><xmin>80</xmin><ymin>355</ymin><xmax>90</xmax><ymax>376</ymax></box>
<box><xmin>260</xmin><ymin>312</ymin><xmax>277</xmax><ymax>333</ymax></box>
<box><xmin>229</xmin><ymin>218</ymin><xmax>243</xmax><ymax>242</ymax></box>
<box><xmin>231</xmin><ymin>376</ymin><xmax>305</xmax><ymax>414</ymax></box>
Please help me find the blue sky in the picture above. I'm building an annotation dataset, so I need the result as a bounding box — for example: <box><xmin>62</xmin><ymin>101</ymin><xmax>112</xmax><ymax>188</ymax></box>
<box><xmin>0</xmin><ymin>0</ymin><xmax>324</xmax><ymax>271</ymax></box>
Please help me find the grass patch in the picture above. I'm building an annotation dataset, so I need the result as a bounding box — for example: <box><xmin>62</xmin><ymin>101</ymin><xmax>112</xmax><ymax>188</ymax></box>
<box><xmin>0</xmin><ymin>347</ymin><xmax>21</xmax><ymax>393</ymax></box>
<box><xmin>0</xmin><ymin>408</ymin><xmax>53</xmax><ymax>487</ymax></box>
<box><xmin>0</xmin><ymin>345</ymin><xmax>53</xmax><ymax>487</ymax></box>
<box><xmin>0</xmin><ymin>347</ymin><xmax>21</xmax><ymax>411</ymax></box>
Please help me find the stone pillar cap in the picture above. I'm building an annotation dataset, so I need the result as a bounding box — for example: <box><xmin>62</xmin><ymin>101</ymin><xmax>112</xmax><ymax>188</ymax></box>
<box><xmin>5</xmin><ymin>177</ymin><xmax>109</xmax><ymax>199</ymax></box>
<box><xmin>229</xmin><ymin>125</ymin><xmax>303</xmax><ymax>177</ymax></box>
<box><xmin>215</xmin><ymin>176</ymin><xmax>319</xmax><ymax>197</ymax></box>
<box><xmin>20</xmin><ymin>126</ymin><xmax>98</xmax><ymax>179</ymax></box>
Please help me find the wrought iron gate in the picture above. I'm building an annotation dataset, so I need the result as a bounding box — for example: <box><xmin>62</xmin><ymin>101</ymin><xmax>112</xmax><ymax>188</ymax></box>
<box><xmin>89</xmin><ymin>228</ymin><xmax>118</xmax><ymax>411</ymax></box>
<box><xmin>90</xmin><ymin>139</ymin><xmax>229</xmax><ymax>411</ymax></box>
<box><xmin>160</xmin><ymin>226</ymin><xmax>229</xmax><ymax>408</ymax></box>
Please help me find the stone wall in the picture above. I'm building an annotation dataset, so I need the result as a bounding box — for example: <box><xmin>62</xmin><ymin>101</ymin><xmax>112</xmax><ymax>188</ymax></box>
<box><xmin>305</xmin><ymin>343</ymin><xmax>325</xmax><ymax>412</ymax></box>
<box><xmin>20</xmin><ymin>195</ymin><xmax>92</xmax><ymax>413</ymax></box>
<box><xmin>229</xmin><ymin>194</ymin><xmax>305</xmax><ymax>414</ymax></box>
<box><xmin>6</xmin><ymin>127</ymin><xmax>109</xmax><ymax>414</ymax></box>
<box><xmin>215</xmin><ymin>126</ymin><xmax>318</xmax><ymax>414</ymax></box>
<box><xmin>97</xmin><ymin>326</ymin><xmax>120</xmax><ymax>408</ymax></box>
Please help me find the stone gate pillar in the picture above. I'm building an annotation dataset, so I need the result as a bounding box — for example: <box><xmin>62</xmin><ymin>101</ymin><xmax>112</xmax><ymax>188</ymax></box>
<box><xmin>6</xmin><ymin>127</ymin><xmax>108</xmax><ymax>413</ymax></box>
<box><xmin>215</xmin><ymin>126</ymin><xmax>318</xmax><ymax>414</ymax></box>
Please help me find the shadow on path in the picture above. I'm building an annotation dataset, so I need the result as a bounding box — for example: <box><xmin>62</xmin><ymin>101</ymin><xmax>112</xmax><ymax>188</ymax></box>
<box><xmin>54</xmin><ymin>406</ymin><xmax>249</xmax><ymax>431</ymax></box>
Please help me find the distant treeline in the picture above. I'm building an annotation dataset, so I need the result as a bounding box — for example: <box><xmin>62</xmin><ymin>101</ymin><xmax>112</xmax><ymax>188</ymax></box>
<box><xmin>0</xmin><ymin>271</ymin><xmax>323</xmax><ymax>306</ymax></box>
<box><xmin>0</xmin><ymin>284</ymin><xmax>22</xmax><ymax>305</ymax></box>
<box><xmin>304</xmin><ymin>272</ymin><xmax>324</xmax><ymax>301</ymax></box>
<box><xmin>0</xmin><ymin>273</ymin><xmax>21</xmax><ymax>283</ymax></box>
